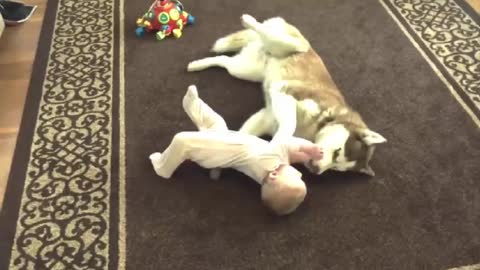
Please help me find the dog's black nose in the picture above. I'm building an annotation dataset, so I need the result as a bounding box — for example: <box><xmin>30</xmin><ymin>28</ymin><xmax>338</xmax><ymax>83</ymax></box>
<box><xmin>306</xmin><ymin>160</ymin><xmax>320</xmax><ymax>174</ymax></box>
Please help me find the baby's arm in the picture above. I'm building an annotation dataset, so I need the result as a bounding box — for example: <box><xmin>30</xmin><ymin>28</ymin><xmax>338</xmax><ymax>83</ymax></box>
<box><xmin>267</xmin><ymin>83</ymin><xmax>322</xmax><ymax>164</ymax></box>
<box><xmin>269</xmin><ymin>83</ymin><xmax>298</xmax><ymax>144</ymax></box>
<box><xmin>286</xmin><ymin>137</ymin><xmax>323</xmax><ymax>164</ymax></box>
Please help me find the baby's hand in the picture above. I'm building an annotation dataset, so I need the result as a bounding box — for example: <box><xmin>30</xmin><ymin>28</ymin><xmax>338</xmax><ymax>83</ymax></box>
<box><xmin>299</xmin><ymin>145</ymin><xmax>323</xmax><ymax>160</ymax></box>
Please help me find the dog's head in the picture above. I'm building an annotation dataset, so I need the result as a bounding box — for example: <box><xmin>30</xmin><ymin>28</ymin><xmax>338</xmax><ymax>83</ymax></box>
<box><xmin>305</xmin><ymin>121</ymin><xmax>386</xmax><ymax>176</ymax></box>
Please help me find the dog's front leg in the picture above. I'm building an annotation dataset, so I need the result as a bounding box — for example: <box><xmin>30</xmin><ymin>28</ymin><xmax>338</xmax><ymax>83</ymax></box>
<box><xmin>188</xmin><ymin>52</ymin><xmax>265</xmax><ymax>82</ymax></box>
<box><xmin>187</xmin><ymin>56</ymin><xmax>231</xmax><ymax>72</ymax></box>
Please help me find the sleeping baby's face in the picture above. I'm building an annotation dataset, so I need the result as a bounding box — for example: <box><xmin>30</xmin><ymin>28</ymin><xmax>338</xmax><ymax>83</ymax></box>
<box><xmin>261</xmin><ymin>165</ymin><xmax>306</xmax><ymax>215</ymax></box>
<box><xmin>274</xmin><ymin>165</ymin><xmax>302</xmax><ymax>183</ymax></box>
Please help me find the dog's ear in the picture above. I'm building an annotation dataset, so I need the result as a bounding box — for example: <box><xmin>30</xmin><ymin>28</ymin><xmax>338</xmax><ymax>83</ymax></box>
<box><xmin>360</xmin><ymin>129</ymin><xmax>387</xmax><ymax>145</ymax></box>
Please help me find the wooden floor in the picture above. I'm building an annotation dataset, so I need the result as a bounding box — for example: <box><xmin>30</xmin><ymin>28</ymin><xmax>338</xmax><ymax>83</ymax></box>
<box><xmin>0</xmin><ymin>0</ymin><xmax>47</xmax><ymax>208</ymax></box>
<box><xmin>0</xmin><ymin>1</ymin><xmax>479</xmax><ymax>209</ymax></box>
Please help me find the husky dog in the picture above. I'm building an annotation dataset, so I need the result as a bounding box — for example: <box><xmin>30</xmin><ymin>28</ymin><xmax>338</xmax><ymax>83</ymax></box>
<box><xmin>187</xmin><ymin>14</ymin><xmax>387</xmax><ymax>176</ymax></box>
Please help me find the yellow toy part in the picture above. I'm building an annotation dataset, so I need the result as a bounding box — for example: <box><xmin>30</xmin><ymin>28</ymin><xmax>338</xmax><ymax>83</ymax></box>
<box><xmin>156</xmin><ymin>31</ymin><xmax>166</xmax><ymax>40</ymax></box>
<box><xmin>172</xmin><ymin>29</ymin><xmax>182</xmax><ymax>38</ymax></box>
<box><xmin>176</xmin><ymin>19</ymin><xmax>183</xmax><ymax>30</ymax></box>
<box><xmin>169</xmin><ymin>8</ymin><xmax>180</xmax><ymax>21</ymax></box>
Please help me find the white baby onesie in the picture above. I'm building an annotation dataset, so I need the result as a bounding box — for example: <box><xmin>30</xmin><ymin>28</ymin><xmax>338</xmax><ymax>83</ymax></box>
<box><xmin>152</xmin><ymin>129</ymin><xmax>293</xmax><ymax>183</ymax></box>
<box><xmin>150</xmin><ymin>85</ymin><xmax>311</xmax><ymax>183</ymax></box>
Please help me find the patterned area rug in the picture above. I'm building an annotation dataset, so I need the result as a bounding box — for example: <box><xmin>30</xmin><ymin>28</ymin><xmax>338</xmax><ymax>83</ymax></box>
<box><xmin>0</xmin><ymin>0</ymin><xmax>479</xmax><ymax>269</ymax></box>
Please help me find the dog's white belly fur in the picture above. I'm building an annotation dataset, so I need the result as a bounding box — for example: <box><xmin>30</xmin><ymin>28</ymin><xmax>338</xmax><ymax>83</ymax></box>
<box><xmin>233</xmin><ymin>41</ymin><xmax>267</xmax><ymax>82</ymax></box>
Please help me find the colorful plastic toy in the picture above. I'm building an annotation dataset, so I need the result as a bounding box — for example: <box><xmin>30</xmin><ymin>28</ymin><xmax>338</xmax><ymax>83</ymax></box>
<box><xmin>135</xmin><ymin>0</ymin><xmax>195</xmax><ymax>41</ymax></box>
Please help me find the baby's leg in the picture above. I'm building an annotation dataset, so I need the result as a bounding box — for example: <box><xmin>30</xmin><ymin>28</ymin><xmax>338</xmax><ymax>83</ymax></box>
<box><xmin>211</xmin><ymin>29</ymin><xmax>257</xmax><ymax>53</ymax></box>
<box><xmin>150</xmin><ymin>131</ymin><xmax>255</xmax><ymax>179</ymax></box>
<box><xmin>182</xmin><ymin>85</ymin><xmax>228</xmax><ymax>131</ymax></box>
<box><xmin>149</xmin><ymin>132</ymin><xmax>198</xmax><ymax>178</ymax></box>
<box><xmin>182</xmin><ymin>85</ymin><xmax>228</xmax><ymax>180</ymax></box>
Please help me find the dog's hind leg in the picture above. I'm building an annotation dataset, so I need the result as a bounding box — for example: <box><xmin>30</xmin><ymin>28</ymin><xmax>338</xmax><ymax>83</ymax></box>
<box><xmin>211</xmin><ymin>29</ymin><xmax>257</xmax><ymax>53</ymax></box>
<box><xmin>240</xmin><ymin>14</ymin><xmax>309</xmax><ymax>56</ymax></box>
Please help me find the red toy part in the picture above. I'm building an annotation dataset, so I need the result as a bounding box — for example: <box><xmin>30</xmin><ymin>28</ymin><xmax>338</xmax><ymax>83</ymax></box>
<box><xmin>135</xmin><ymin>0</ymin><xmax>195</xmax><ymax>40</ymax></box>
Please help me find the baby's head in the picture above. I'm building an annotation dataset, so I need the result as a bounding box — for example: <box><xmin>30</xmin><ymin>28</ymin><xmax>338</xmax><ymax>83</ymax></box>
<box><xmin>261</xmin><ymin>164</ymin><xmax>307</xmax><ymax>216</ymax></box>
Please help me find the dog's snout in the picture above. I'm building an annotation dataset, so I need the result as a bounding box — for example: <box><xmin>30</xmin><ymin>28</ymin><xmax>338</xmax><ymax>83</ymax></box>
<box><xmin>306</xmin><ymin>160</ymin><xmax>320</xmax><ymax>174</ymax></box>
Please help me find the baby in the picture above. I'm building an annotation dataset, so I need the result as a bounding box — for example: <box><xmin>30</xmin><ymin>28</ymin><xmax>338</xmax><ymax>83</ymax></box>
<box><xmin>150</xmin><ymin>85</ymin><xmax>323</xmax><ymax>215</ymax></box>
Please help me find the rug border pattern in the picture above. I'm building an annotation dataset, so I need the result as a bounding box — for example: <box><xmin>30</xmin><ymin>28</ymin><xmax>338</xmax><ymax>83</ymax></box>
<box><xmin>381</xmin><ymin>0</ymin><xmax>480</xmax><ymax>127</ymax></box>
<box><xmin>5</xmin><ymin>0</ymin><xmax>115</xmax><ymax>268</ymax></box>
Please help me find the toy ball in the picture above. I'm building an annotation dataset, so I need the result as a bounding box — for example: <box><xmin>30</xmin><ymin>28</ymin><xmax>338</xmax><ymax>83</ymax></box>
<box><xmin>135</xmin><ymin>0</ymin><xmax>195</xmax><ymax>41</ymax></box>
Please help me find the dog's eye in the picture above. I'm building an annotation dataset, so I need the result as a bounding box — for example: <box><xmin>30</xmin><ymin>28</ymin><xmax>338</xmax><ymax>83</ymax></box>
<box><xmin>333</xmin><ymin>148</ymin><xmax>341</xmax><ymax>161</ymax></box>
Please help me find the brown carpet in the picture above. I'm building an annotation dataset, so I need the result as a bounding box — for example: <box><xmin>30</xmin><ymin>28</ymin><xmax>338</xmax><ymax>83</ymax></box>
<box><xmin>1</xmin><ymin>0</ymin><xmax>480</xmax><ymax>269</ymax></box>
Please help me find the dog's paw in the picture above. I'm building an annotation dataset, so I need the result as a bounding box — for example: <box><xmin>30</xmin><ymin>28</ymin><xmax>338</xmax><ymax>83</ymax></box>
<box><xmin>211</xmin><ymin>38</ymin><xmax>230</xmax><ymax>53</ymax></box>
<box><xmin>241</xmin><ymin>14</ymin><xmax>258</xmax><ymax>29</ymax></box>
<box><xmin>187</xmin><ymin>60</ymin><xmax>205</xmax><ymax>72</ymax></box>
